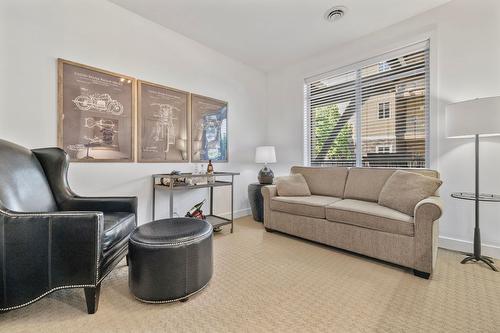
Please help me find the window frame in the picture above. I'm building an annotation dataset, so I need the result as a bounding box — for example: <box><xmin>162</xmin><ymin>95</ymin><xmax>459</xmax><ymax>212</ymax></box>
<box><xmin>378</xmin><ymin>102</ymin><xmax>390</xmax><ymax>120</ymax></box>
<box><xmin>376</xmin><ymin>145</ymin><xmax>392</xmax><ymax>154</ymax></box>
<box><xmin>303</xmin><ymin>40</ymin><xmax>431</xmax><ymax>168</ymax></box>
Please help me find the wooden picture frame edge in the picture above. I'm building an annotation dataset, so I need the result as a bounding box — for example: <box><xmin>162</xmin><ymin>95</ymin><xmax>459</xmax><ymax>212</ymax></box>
<box><xmin>190</xmin><ymin>93</ymin><xmax>229</xmax><ymax>163</ymax></box>
<box><xmin>57</xmin><ymin>58</ymin><xmax>137</xmax><ymax>163</ymax></box>
<box><xmin>137</xmin><ymin>80</ymin><xmax>190</xmax><ymax>163</ymax></box>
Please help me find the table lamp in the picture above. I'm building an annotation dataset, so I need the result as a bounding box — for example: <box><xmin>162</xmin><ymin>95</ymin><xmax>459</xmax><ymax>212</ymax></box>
<box><xmin>255</xmin><ymin>146</ymin><xmax>276</xmax><ymax>184</ymax></box>
<box><xmin>446</xmin><ymin>96</ymin><xmax>500</xmax><ymax>270</ymax></box>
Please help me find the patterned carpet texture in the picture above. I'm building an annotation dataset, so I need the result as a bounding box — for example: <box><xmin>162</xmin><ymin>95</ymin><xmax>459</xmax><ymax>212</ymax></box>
<box><xmin>2</xmin><ymin>216</ymin><xmax>500</xmax><ymax>332</ymax></box>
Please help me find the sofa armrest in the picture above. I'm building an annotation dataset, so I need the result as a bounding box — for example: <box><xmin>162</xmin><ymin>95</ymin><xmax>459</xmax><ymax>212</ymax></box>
<box><xmin>261</xmin><ymin>185</ymin><xmax>277</xmax><ymax>227</ymax></box>
<box><xmin>261</xmin><ymin>185</ymin><xmax>277</xmax><ymax>199</ymax></box>
<box><xmin>413</xmin><ymin>196</ymin><xmax>443</xmax><ymax>274</ymax></box>
<box><xmin>414</xmin><ymin>196</ymin><xmax>443</xmax><ymax>222</ymax></box>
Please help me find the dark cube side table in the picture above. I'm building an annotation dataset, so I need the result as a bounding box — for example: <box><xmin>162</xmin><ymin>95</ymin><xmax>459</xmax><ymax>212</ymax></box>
<box><xmin>248</xmin><ymin>182</ymin><xmax>269</xmax><ymax>222</ymax></box>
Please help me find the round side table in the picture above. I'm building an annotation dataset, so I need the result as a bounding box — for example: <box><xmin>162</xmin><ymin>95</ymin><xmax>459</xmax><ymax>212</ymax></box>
<box><xmin>248</xmin><ymin>182</ymin><xmax>269</xmax><ymax>222</ymax></box>
<box><xmin>451</xmin><ymin>192</ymin><xmax>500</xmax><ymax>271</ymax></box>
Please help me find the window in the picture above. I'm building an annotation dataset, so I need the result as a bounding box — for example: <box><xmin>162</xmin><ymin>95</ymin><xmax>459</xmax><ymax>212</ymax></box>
<box><xmin>378</xmin><ymin>61</ymin><xmax>391</xmax><ymax>72</ymax></box>
<box><xmin>376</xmin><ymin>145</ymin><xmax>392</xmax><ymax>154</ymax></box>
<box><xmin>305</xmin><ymin>40</ymin><xmax>429</xmax><ymax>168</ymax></box>
<box><xmin>378</xmin><ymin>102</ymin><xmax>390</xmax><ymax>119</ymax></box>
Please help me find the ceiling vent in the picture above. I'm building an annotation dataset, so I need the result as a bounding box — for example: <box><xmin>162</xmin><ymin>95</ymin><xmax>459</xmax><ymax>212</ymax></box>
<box><xmin>324</xmin><ymin>6</ymin><xmax>347</xmax><ymax>22</ymax></box>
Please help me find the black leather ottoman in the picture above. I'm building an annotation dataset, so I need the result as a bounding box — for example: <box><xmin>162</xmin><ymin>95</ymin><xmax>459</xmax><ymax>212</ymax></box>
<box><xmin>128</xmin><ymin>217</ymin><xmax>213</xmax><ymax>303</ymax></box>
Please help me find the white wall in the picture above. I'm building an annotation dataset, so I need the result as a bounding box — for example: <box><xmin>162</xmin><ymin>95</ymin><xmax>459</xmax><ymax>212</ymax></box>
<box><xmin>0</xmin><ymin>0</ymin><xmax>267</xmax><ymax>224</ymax></box>
<box><xmin>266</xmin><ymin>0</ymin><xmax>500</xmax><ymax>257</ymax></box>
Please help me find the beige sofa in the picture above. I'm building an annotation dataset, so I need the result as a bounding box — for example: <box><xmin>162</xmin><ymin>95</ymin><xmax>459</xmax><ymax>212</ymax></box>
<box><xmin>262</xmin><ymin>166</ymin><xmax>443</xmax><ymax>279</ymax></box>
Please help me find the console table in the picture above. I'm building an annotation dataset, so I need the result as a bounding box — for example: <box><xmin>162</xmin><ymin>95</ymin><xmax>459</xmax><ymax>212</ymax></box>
<box><xmin>152</xmin><ymin>172</ymin><xmax>240</xmax><ymax>233</ymax></box>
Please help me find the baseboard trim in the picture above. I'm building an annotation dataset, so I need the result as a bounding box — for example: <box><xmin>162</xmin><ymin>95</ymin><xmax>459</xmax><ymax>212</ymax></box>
<box><xmin>217</xmin><ymin>208</ymin><xmax>251</xmax><ymax>220</ymax></box>
<box><xmin>439</xmin><ymin>236</ymin><xmax>500</xmax><ymax>259</ymax></box>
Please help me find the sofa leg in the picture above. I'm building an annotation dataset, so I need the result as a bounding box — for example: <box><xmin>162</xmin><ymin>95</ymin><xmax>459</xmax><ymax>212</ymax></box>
<box><xmin>264</xmin><ymin>227</ymin><xmax>274</xmax><ymax>233</ymax></box>
<box><xmin>413</xmin><ymin>269</ymin><xmax>431</xmax><ymax>279</ymax></box>
<box><xmin>84</xmin><ymin>284</ymin><xmax>101</xmax><ymax>314</ymax></box>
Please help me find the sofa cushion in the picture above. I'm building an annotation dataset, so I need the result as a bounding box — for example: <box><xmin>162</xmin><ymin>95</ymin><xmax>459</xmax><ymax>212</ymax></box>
<box><xmin>343</xmin><ymin>168</ymin><xmax>440</xmax><ymax>202</ymax></box>
<box><xmin>271</xmin><ymin>195</ymin><xmax>342</xmax><ymax>219</ymax></box>
<box><xmin>325</xmin><ymin>199</ymin><xmax>414</xmax><ymax>236</ymax></box>
<box><xmin>378</xmin><ymin>170</ymin><xmax>443</xmax><ymax>216</ymax></box>
<box><xmin>276</xmin><ymin>174</ymin><xmax>311</xmax><ymax>196</ymax></box>
<box><xmin>343</xmin><ymin>168</ymin><xmax>394</xmax><ymax>202</ymax></box>
<box><xmin>291</xmin><ymin>166</ymin><xmax>348</xmax><ymax>198</ymax></box>
<box><xmin>102</xmin><ymin>212</ymin><xmax>136</xmax><ymax>253</ymax></box>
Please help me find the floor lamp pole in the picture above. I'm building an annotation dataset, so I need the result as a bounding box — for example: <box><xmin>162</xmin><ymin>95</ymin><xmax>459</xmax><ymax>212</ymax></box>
<box><xmin>474</xmin><ymin>134</ymin><xmax>481</xmax><ymax>258</ymax></box>
<box><xmin>461</xmin><ymin>134</ymin><xmax>498</xmax><ymax>271</ymax></box>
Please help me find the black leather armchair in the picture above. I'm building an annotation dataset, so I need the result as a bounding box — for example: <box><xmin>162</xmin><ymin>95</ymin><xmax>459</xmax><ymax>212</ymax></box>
<box><xmin>0</xmin><ymin>139</ymin><xmax>137</xmax><ymax>314</ymax></box>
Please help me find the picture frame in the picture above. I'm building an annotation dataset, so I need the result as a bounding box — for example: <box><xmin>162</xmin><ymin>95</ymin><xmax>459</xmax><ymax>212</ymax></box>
<box><xmin>190</xmin><ymin>94</ymin><xmax>228</xmax><ymax>162</ymax></box>
<box><xmin>137</xmin><ymin>80</ymin><xmax>190</xmax><ymax>162</ymax></box>
<box><xmin>57</xmin><ymin>59</ymin><xmax>136</xmax><ymax>162</ymax></box>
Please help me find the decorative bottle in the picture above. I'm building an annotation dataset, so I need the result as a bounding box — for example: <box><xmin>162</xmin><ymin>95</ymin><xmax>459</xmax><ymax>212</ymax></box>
<box><xmin>207</xmin><ymin>160</ymin><xmax>215</xmax><ymax>183</ymax></box>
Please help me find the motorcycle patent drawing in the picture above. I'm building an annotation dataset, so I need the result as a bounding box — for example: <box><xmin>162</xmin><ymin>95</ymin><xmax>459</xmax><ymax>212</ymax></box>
<box><xmin>73</xmin><ymin>93</ymin><xmax>124</xmax><ymax>116</ymax></box>
<box><xmin>148</xmin><ymin>103</ymin><xmax>179</xmax><ymax>153</ymax></box>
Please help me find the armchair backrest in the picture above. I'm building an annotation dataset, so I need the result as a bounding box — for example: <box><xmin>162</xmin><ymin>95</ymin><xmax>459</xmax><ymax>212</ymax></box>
<box><xmin>0</xmin><ymin>139</ymin><xmax>58</xmax><ymax>212</ymax></box>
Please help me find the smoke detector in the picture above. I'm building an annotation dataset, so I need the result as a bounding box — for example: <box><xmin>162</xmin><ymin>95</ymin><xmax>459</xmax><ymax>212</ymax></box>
<box><xmin>324</xmin><ymin>6</ymin><xmax>347</xmax><ymax>22</ymax></box>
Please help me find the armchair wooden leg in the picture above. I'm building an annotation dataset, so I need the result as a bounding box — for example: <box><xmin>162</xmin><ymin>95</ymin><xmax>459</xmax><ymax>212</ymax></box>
<box><xmin>84</xmin><ymin>284</ymin><xmax>101</xmax><ymax>314</ymax></box>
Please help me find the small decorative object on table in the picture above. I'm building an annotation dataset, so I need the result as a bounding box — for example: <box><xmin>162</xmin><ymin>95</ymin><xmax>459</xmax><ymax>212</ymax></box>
<box><xmin>255</xmin><ymin>146</ymin><xmax>276</xmax><ymax>184</ymax></box>
<box><xmin>160</xmin><ymin>170</ymin><xmax>186</xmax><ymax>187</ymax></box>
<box><xmin>207</xmin><ymin>160</ymin><xmax>215</xmax><ymax>183</ymax></box>
<box><xmin>185</xmin><ymin>199</ymin><xmax>206</xmax><ymax>220</ymax></box>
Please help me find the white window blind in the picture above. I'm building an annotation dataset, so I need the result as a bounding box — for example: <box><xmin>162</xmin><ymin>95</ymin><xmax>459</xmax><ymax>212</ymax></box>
<box><xmin>305</xmin><ymin>41</ymin><xmax>429</xmax><ymax>168</ymax></box>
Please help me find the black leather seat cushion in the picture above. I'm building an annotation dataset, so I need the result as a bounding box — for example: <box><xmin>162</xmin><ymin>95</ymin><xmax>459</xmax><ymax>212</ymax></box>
<box><xmin>103</xmin><ymin>212</ymin><xmax>136</xmax><ymax>253</ymax></box>
<box><xmin>130</xmin><ymin>217</ymin><xmax>212</xmax><ymax>245</ymax></box>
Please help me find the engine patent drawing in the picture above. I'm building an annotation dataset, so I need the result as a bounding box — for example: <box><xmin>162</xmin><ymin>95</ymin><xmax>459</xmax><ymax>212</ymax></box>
<box><xmin>84</xmin><ymin>117</ymin><xmax>119</xmax><ymax>146</ymax></box>
<box><xmin>72</xmin><ymin>93</ymin><xmax>124</xmax><ymax>115</ymax></box>
<box><xmin>146</xmin><ymin>103</ymin><xmax>179</xmax><ymax>153</ymax></box>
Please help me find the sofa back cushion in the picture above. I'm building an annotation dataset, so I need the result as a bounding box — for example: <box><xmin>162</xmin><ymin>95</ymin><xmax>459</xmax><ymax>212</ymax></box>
<box><xmin>276</xmin><ymin>174</ymin><xmax>311</xmax><ymax>196</ymax></box>
<box><xmin>378</xmin><ymin>170</ymin><xmax>443</xmax><ymax>216</ymax></box>
<box><xmin>344</xmin><ymin>167</ymin><xmax>440</xmax><ymax>202</ymax></box>
<box><xmin>290</xmin><ymin>166</ymin><xmax>348</xmax><ymax>198</ymax></box>
<box><xmin>0</xmin><ymin>139</ymin><xmax>58</xmax><ymax>212</ymax></box>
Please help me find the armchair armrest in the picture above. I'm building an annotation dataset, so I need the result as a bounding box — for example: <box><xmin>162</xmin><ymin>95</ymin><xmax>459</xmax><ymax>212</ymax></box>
<box><xmin>0</xmin><ymin>208</ymin><xmax>103</xmax><ymax>310</ymax></box>
<box><xmin>413</xmin><ymin>196</ymin><xmax>443</xmax><ymax>274</ymax></box>
<box><xmin>59</xmin><ymin>196</ymin><xmax>137</xmax><ymax>215</ymax></box>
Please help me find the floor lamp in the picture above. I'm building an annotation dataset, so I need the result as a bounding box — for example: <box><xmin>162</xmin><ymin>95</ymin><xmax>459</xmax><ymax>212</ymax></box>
<box><xmin>446</xmin><ymin>96</ymin><xmax>500</xmax><ymax>270</ymax></box>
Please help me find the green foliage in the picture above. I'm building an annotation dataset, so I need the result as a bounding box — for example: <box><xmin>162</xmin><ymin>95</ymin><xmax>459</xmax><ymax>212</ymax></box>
<box><xmin>313</xmin><ymin>104</ymin><xmax>355</xmax><ymax>161</ymax></box>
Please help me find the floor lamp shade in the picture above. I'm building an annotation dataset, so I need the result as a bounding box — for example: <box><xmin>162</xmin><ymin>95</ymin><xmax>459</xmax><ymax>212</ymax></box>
<box><xmin>446</xmin><ymin>96</ymin><xmax>500</xmax><ymax>138</ymax></box>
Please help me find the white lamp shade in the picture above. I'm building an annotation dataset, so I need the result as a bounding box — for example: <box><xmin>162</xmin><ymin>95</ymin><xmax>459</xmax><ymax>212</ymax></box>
<box><xmin>446</xmin><ymin>96</ymin><xmax>500</xmax><ymax>138</ymax></box>
<box><xmin>255</xmin><ymin>146</ymin><xmax>276</xmax><ymax>164</ymax></box>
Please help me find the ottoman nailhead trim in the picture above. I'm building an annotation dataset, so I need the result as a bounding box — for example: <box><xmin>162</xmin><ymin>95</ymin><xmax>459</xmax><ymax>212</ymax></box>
<box><xmin>133</xmin><ymin>281</ymin><xmax>210</xmax><ymax>304</ymax></box>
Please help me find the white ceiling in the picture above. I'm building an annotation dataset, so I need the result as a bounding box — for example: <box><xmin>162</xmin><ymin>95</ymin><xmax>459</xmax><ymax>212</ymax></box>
<box><xmin>109</xmin><ymin>0</ymin><xmax>450</xmax><ymax>72</ymax></box>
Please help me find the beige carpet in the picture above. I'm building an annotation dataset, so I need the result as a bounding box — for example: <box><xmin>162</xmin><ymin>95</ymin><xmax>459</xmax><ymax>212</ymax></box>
<box><xmin>2</xmin><ymin>216</ymin><xmax>500</xmax><ymax>332</ymax></box>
